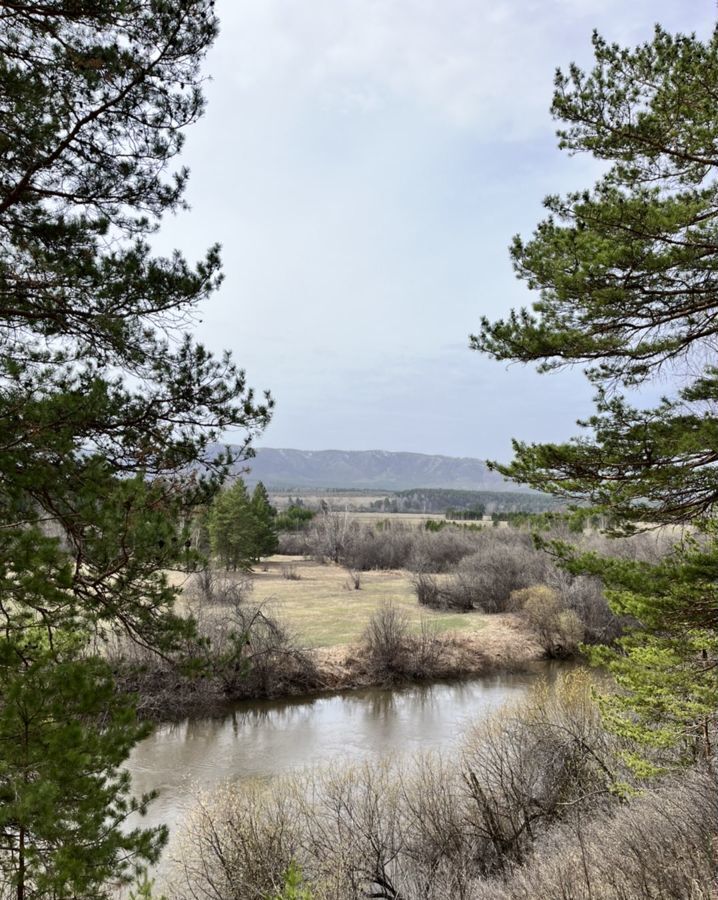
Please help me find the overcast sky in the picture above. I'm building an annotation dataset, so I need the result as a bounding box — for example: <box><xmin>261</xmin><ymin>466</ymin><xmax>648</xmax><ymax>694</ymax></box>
<box><xmin>155</xmin><ymin>0</ymin><xmax>715</xmax><ymax>462</ymax></box>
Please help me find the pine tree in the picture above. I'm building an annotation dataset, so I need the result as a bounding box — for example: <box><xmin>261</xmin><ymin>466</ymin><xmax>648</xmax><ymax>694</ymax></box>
<box><xmin>473</xmin><ymin>25</ymin><xmax>718</xmax><ymax>764</ymax></box>
<box><xmin>473</xmin><ymin>26</ymin><xmax>718</xmax><ymax>532</ymax></box>
<box><xmin>561</xmin><ymin>525</ymin><xmax>718</xmax><ymax>772</ymax></box>
<box><xmin>251</xmin><ymin>482</ymin><xmax>279</xmax><ymax>559</ymax></box>
<box><xmin>0</xmin><ymin>637</ymin><xmax>166</xmax><ymax>899</ymax></box>
<box><xmin>0</xmin><ymin>2</ymin><xmax>272</xmax><ymax>893</ymax></box>
<box><xmin>209</xmin><ymin>479</ymin><xmax>256</xmax><ymax>572</ymax></box>
<box><xmin>1</xmin><ymin>1</ymin><xmax>272</xmax><ymax>648</ymax></box>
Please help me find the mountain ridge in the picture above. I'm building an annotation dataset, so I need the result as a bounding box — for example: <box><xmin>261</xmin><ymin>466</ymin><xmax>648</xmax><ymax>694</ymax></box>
<box><xmin>230</xmin><ymin>447</ymin><xmax>523</xmax><ymax>491</ymax></box>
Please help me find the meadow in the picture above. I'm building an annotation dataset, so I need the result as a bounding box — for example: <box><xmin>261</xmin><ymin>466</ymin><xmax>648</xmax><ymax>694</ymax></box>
<box><xmin>245</xmin><ymin>555</ymin><xmax>489</xmax><ymax>647</ymax></box>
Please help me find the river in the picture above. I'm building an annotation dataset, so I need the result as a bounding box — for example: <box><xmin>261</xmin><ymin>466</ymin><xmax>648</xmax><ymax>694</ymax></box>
<box><xmin>126</xmin><ymin>664</ymin><xmax>563</xmax><ymax>838</ymax></box>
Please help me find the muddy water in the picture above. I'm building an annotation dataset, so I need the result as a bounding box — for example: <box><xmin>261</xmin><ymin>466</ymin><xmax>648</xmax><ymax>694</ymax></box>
<box><xmin>126</xmin><ymin>664</ymin><xmax>562</xmax><ymax>837</ymax></box>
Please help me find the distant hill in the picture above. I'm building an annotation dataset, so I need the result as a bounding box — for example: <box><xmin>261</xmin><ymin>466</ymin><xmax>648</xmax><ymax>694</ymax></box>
<box><xmin>233</xmin><ymin>447</ymin><xmax>524</xmax><ymax>491</ymax></box>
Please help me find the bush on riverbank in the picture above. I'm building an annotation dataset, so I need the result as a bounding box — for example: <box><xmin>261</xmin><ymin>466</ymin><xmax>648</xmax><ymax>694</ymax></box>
<box><xmin>111</xmin><ymin>592</ymin><xmax>323</xmax><ymax>718</ymax></box>
<box><xmin>357</xmin><ymin>601</ymin><xmax>462</xmax><ymax>683</ymax></box>
<box><xmin>513</xmin><ymin>586</ymin><xmax>584</xmax><ymax>658</ymax></box>
<box><xmin>165</xmin><ymin>673</ymin><xmax>716</xmax><ymax>900</ymax></box>
<box><xmin>475</xmin><ymin>771</ymin><xmax>717</xmax><ymax>899</ymax></box>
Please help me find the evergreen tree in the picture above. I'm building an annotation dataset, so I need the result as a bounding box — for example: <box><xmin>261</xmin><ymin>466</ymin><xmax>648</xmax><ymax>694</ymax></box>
<box><xmin>473</xmin><ymin>25</ymin><xmax>718</xmax><ymax>764</ymax></box>
<box><xmin>473</xmin><ymin>26</ymin><xmax>718</xmax><ymax>533</ymax></box>
<box><xmin>562</xmin><ymin>525</ymin><xmax>718</xmax><ymax>772</ymax></box>
<box><xmin>208</xmin><ymin>479</ymin><xmax>256</xmax><ymax>571</ymax></box>
<box><xmin>0</xmin><ymin>2</ymin><xmax>271</xmax><ymax>892</ymax></box>
<box><xmin>250</xmin><ymin>482</ymin><xmax>279</xmax><ymax>559</ymax></box>
<box><xmin>0</xmin><ymin>636</ymin><xmax>165</xmax><ymax>899</ymax></box>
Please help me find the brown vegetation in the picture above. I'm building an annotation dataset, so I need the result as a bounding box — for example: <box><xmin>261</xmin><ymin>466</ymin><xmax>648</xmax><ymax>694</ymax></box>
<box><xmin>476</xmin><ymin>772</ymin><xmax>717</xmax><ymax>899</ymax></box>
<box><xmin>165</xmin><ymin>673</ymin><xmax>717</xmax><ymax>900</ymax></box>
<box><xmin>284</xmin><ymin>518</ymin><xmax>670</xmax><ymax>650</ymax></box>
<box><xmin>113</xmin><ymin>575</ymin><xmax>540</xmax><ymax>720</ymax></box>
<box><xmin>513</xmin><ymin>585</ymin><xmax>584</xmax><ymax>658</ymax></box>
<box><xmin>114</xmin><ymin>523</ymin><xmax>671</xmax><ymax>718</ymax></box>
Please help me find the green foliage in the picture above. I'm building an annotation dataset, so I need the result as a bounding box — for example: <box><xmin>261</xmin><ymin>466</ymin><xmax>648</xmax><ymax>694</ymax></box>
<box><xmin>423</xmin><ymin>518</ymin><xmax>484</xmax><ymax>535</ymax></box>
<box><xmin>446</xmin><ymin>504</ymin><xmax>485</xmax><ymax>520</ymax></box>
<box><xmin>251</xmin><ymin>482</ymin><xmax>280</xmax><ymax>557</ymax></box>
<box><xmin>0</xmin><ymin>2</ymin><xmax>271</xmax><ymax>893</ymax></box>
<box><xmin>275</xmin><ymin>505</ymin><xmax>315</xmax><ymax>531</ymax></box>
<box><xmin>129</xmin><ymin>874</ymin><xmax>167</xmax><ymax>900</ymax></box>
<box><xmin>208</xmin><ymin>479</ymin><xmax>279</xmax><ymax>568</ymax></box>
<box><xmin>424</xmin><ymin>518</ymin><xmax>447</xmax><ymax>532</ymax></box>
<box><xmin>474</xmin><ymin>23</ymin><xmax>718</xmax><ymax>767</ymax></box>
<box><xmin>0</xmin><ymin>638</ymin><xmax>166</xmax><ymax>898</ymax></box>
<box><xmin>574</xmin><ymin>525</ymin><xmax>718</xmax><ymax>770</ymax></box>
<box><xmin>209</xmin><ymin>479</ymin><xmax>256</xmax><ymax>571</ymax></box>
<box><xmin>473</xmin><ymin>26</ymin><xmax>718</xmax><ymax>530</ymax></box>
<box><xmin>268</xmin><ymin>860</ymin><xmax>314</xmax><ymax>900</ymax></box>
<box><xmin>0</xmin><ymin>0</ymin><xmax>272</xmax><ymax>649</ymax></box>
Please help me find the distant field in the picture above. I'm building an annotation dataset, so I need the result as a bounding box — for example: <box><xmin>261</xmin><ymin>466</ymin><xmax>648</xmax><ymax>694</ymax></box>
<box><xmin>273</xmin><ymin>506</ymin><xmax>490</xmax><ymax>527</ymax></box>
<box><xmin>271</xmin><ymin>492</ymin><xmax>389</xmax><ymax>510</ymax></box>
<box><xmin>341</xmin><ymin>511</ymin><xmax>490</xmax><ymax>527</ymax></box>
<box><xmin>246</xmin><ymin>555</ymin><xmax>488</xmax><ymax>648</ymax></box>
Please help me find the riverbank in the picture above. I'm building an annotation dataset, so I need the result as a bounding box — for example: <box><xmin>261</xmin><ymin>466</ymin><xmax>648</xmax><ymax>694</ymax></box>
<box><xmin>312</xmin><ymin>613</ymin><xmax>542</xmax><ymax>688</ymax></box>
<box><xmin>115</xmin><ymin>613</ymin><xmax>544</xmax><ymax>722</ymax></box>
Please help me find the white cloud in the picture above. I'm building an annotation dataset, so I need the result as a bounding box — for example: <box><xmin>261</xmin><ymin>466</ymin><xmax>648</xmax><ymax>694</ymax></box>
<box><xmin>160</xmin><ymin>1</ymin><xmax>715</xmax><ymax>456</ymax></box>
<box><xmin>214</xmin><ymin>0</ymin><xmax>714</xmax><ymax>138</ymax></box>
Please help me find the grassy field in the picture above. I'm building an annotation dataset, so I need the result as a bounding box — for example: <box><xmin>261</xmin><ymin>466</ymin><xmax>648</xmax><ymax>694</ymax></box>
<box><xmin>247</xmin><ymin>555</ymin><xmax>488</xmax><ymax>648</ymax></box>
<box><xmin>338</xmin><ymin>511</ymin><xmax>491</xmax><ymax>526</ymax></box>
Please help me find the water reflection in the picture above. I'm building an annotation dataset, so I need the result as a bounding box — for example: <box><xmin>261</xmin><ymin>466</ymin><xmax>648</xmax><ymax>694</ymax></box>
<box><xmin>126</xmin><ymin>667</ymin><xmax>560</xmax><ymax>838</ymax></box>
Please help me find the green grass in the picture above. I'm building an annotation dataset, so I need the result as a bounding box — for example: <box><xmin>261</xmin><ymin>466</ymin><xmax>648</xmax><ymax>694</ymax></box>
<box><xmin>249</xmin><ymin>556</ymin><xmax>488</xmax><ymax>648</ymax></box>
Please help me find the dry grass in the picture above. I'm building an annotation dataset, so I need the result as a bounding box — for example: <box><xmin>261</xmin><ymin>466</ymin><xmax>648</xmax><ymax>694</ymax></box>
<box><xmin>133</xmin><ymin>564</ymin><xmax>542</xmax><ymax>717</ymax></box>
<box><xmin>346</xmin><ymin>511</ymin><xmax>488</xmax><ymax>526</ymax></box>
<box><xmin>246</xmin><ymin>555</ymin><xmax>490</xmax><ymax>648</ymax></box>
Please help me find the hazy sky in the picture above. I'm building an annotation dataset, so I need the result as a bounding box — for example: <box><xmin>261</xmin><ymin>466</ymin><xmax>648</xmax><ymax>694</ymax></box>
<box><xmin>155</xmin><ymin>0</ymin><xmax>714</xmax><ymax>462</ymax></box>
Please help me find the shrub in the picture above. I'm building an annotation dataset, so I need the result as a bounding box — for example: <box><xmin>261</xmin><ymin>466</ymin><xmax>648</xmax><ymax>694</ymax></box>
<box><xmin>187</xmin><ymin>569</ymin><xmax>253</xmax><ymax>607</ymax></box>
<box><xmin>277</xmin><ymin>529</ymin><xmax>313</xmax><ymax>556</ymax></box>
<box><xmin>412</xmin><ymin>531</ymin><xmax>549</xmax><ymax>613</ymax></box>
<box><xmin>460</xmin><ymin>671</ymin><xmax>619</xmax><ymax>875</ymax></box>
<box><xmin>513</xmin><ymin>585</ymin><xmax>584</xmax><ymax>658</ymax></box>
<box><xmin>359</xmin><ymin>602</ymin><xmax>445</xmax><ymax>682</ymax></box>
<box><xmin>360</xmin><ymin>602</ymin><xmax>412</xmax><ymax>678</ymax></box>
<box><xmin>113</xmin><ymin>600</ymin><xmax>322</xmax><ymax>716</ymax></box>
<box><xmin>412</xmin><ymin>572</ymin><xmax>444</xmax><ymax>608</ymax></box>
<box><xmin>411</xmin><ymin>571</ymin><xmax>476</xmax><ymax>612</ymax></box>
<box><xmin>209</xmin><ymin>603</ymin><xmax>321</xmax><ymax>699</ymax></box>
<box><xmin>172</xmin><ymin>674</ymin><xmax>700</xmax><ymax>900</ymax></box>
<box><xmin>477</xmin><ymin>768</ymin><xmax>718</xmax><ymax>900</ymax></box>
<box><xmin>457</xmin><ymin>536</ymin><xmax>550</xmax><ymax>613</ymax></box>
<box><xmin>344</xmin><ymin>569</ymin><xmax>362</xmax><ymax>590</ymax></box>
<box><xmin>169</xmin><ymin>757</ymin><xmax>717</xmax><ymax>900</ymax></box>
<box><xmin>559</xmin><ymin>574</ymin><xmax>621</xmax><ymax>644</ymax></box>
<box><xmin>342</xmin><ymin>525</ymin><xmax>416</xmax><ymax>570</ymax></box>
<box><xmin>169</xmin><ymin>781</ymin><xmax>302</xmax><ymax>900</ymax></box>
<box><xmin>307</xmin><ymin>512</ymin><xmax>354</xmax><ymax>564</ymax></box>
<box><xmin>409</xmin><ymin>527</ymin><xmax>483</xmax><ymax>573</ymax></box>
<box><xmin>296</xmin><ymin>519</ymin><xmax>484</xmax><ymax>572</ymax></box>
